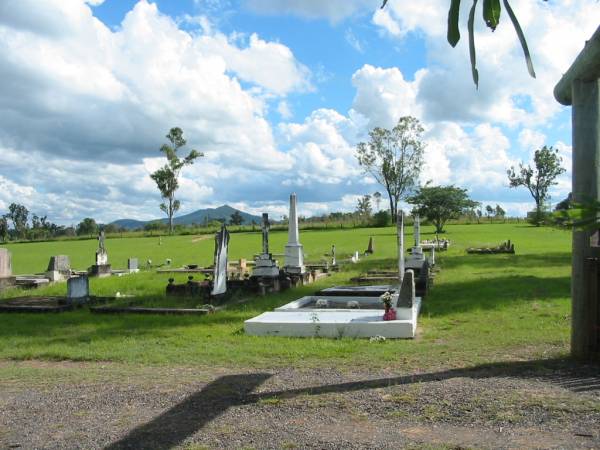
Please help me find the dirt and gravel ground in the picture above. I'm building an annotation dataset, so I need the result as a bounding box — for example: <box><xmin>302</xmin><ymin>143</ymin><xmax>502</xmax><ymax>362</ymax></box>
<box><xmin>0</xmin><ymin>359</ymin><xmax>599</xmax><ymax>450</ymax></box>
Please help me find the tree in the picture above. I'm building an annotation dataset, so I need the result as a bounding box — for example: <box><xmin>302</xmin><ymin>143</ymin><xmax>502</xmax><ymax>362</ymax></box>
<box><xmin>495</xmin><ymin>204</ymin><xmax>506</xmax><ymax>222</ymax></box>
<box><xmin>0</xmin><ymin>216</ymin><xmax>8</xmax><ymax>242</ymax></box>
<box><xmin>229</xmin><ymin>210</ymin><xmax>244</xmax><ymax>226</ymax></box>
<box><xmin>150</xmin><ymin>127</ymin><xmax>203</xmax><ymax>234</ymax></box>
<box><xmin>7</xmin><ymin>203</ymin><xmax>29</xmax><ymax>239</ymax></box>
<box><xmin>485</xmin><ymin>204</ymin><xmax>494</xmax><ymax>222</ymax></box>
<box><xmin>372</xmin><ymin>191</ymin><xmax>382</xmax><ymax>211</ymax></box>
<box><xmin>356</xmin><ymin>195</ymin><xmax>373</xmax><ymax>219</ymax></box>
<box><xmin>408</xmin><ymin>185</ymin><xmax>479</xmax><ymax>233</ymax></box>
<box><xmin>371</xmin><ymin>209</ymin><xmax>391</xmax><ymax>227</ymax></box>
<box><xmin>77</xmin><ymin>218</ymin><xmax>98</xmax><ymax>237</ymax></box>
<box><xmin>356</xmin><ymin>116</ymin><xmax>425</xmax><ymax>223</ymax></box>
<box><xmin>507</xmin><ymin>145</ymin><xmax>565</xmax><ymax>226</ymax></box>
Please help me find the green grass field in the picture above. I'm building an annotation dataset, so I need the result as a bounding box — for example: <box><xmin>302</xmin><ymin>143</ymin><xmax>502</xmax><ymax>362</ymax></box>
<box><xmin>0</xmin><ymin>223</ymin><xmax>572</xmax><ymax>370</ymax></box>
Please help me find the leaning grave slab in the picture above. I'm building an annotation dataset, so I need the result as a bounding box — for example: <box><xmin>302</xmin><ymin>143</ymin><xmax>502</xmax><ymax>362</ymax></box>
<box><xmin>245</xmin><ymin>211</ymin><xmax>422</xmax><ymax>339</ymax></box>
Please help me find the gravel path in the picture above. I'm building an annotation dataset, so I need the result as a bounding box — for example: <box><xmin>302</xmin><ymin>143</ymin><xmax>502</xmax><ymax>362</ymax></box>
<box><xmin>1</xmin><ymin>360</ymin><xmax>599</xmax><ymax>449</ymax></box>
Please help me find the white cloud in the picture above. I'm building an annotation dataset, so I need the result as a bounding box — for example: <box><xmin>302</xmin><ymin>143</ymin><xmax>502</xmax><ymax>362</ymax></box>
<box><xmin>243</xmin><ymin>0</ymin><xmax>380</xmax><ymax>23</ymax></box>
<box><xmin>350</xmin><ymin>64</ymin><xmax>424</xmax><ymax>130</ymax></box>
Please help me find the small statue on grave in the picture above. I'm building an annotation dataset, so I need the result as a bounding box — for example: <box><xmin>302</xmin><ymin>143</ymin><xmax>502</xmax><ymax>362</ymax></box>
<box><xmin>98</xmin><ymin>231</ymin><xmax>106</xmax><ymax>252</ymax></box>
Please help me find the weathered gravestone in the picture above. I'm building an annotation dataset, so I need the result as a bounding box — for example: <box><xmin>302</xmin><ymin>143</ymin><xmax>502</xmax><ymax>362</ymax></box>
<box><xmin>252</xmin><ymin>213</ymin><xmax>280</xmax><ymax>278</ymax></box>
<box><xmin>46</xmin><ymin>255</ymin><xmax>71</xmax><ymax>281</ymax></box>
<box><xmin>396</xmin><ymin>269</ymin><xmax>415</xmax><ymax>309</ymax></box>
<box><xmin>127</xmin><ymin>258</ymin><xmax>139</xmax><ymax>273</ymax></box>
<box><xmin>0</xmin><ymin>248</ymin><xmax>16</xmax><ymax>289</ymax></box>
<box><xmin>211</xmin><ymin>224</ymin><xmax>230</xmax><ymax>296</ymax></box>
<box><xmin>90</xmin><ymin>231</ymin><xmax>111</xmax><ymax>277</ymax></box>
<box><xmin>67</xmin><ymin>276</ymin><xmax>89</xmax><ymax>302</ymax></box>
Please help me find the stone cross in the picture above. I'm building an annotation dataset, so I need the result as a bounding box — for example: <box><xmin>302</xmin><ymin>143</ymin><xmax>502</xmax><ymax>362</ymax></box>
<box><xmin>397</xmin><ymin>210</ymin><xmax>405</xmax><ymax>283</ymax></box>
<box><xmin>554</xmin><ymin>25</ymin><xmax>600</xmax><ymax>358</ymax></box>
<box><xmin>261</xmin><ymin>213</ymin><xmax>270</xmax><ymax>255</ymax></box>
<box><xmin>211</xmin><ymin>224</ymin><xmax>230</xmax><ymax>296</ymax></box>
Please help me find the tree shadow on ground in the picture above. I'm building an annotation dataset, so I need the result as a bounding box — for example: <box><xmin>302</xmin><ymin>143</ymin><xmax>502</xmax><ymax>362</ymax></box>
<box><xmin>439</xmin><ymin>252</ymin><xmax>571</xmax><ymax>270</ymax></box>
<box><xmin>105</xmin><ymin>357</ymin><xmax>599</xmax><ymax>449</ymax></box>
<box><xmin>424</xmin><ymin>274</ymin><xmax>570</xmax><ymax>316</ymax></box>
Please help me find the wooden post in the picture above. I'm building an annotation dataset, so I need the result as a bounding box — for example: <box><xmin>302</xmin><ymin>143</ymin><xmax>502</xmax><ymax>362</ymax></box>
<box><xmin>554</xmin><ymin>26</ymin><xmax>600</xmax><ymax>359</ymax></box>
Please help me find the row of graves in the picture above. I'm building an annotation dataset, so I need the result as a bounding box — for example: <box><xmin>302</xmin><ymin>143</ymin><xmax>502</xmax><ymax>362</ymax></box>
<box><xmin>244</xmin><ymin>211</ymin><xmax>438</xmax><ymax>339</ymax></box>
<box><xmin>0</xmin><ymin>234</ymin><xmax>140</xmax><ymax>312</ymax></box>
<box><xmin>164</xmin><ymin>193</ymin><xmax>334</xmax><ymax>301</ymax></box>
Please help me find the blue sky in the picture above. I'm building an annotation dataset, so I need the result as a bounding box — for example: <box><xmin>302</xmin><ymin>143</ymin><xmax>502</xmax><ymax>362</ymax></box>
<box><xmin>0</xmin><ymin>0</ymin><xmax>598</xmax><ymax>224</ymax></box>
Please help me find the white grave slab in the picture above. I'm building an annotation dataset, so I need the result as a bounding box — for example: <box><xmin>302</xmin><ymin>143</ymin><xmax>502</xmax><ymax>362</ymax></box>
<box><xmin>245</xmin><ymin>298</ymin><xmax>421</xmax><ymax>339</ymax></box>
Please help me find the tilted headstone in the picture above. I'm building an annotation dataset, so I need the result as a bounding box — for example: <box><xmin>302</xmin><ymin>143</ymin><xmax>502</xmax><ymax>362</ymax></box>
<box><xmin>67</xmin><ymin>276</ymin><xmax>89</xmax><ymax>299</ymax></box>
<box><xmin>47</xmin><ymin>255</ymin><xmax>71</xmax><ymax>272</ymax></box>
<box><xmin>396</xmin><ymin>269</ymin><xmax>415</xmax><ymax>308</ymax></box>
<box><xmin>0</xmin><ymin>248</ymin><xmax>12</xmax><ymax>277</ymax></box>
<box><xmin>365</xmin><ymin>237</ymin><xmax>374</xmax><ymax>254</ymax></box>
<box><xmin>284</xmin><ymin>193</ymin><xmax>305</xmax><ymax>274</ymax></box>
<box><xmin>211</xmin><ymin>224</ymin><xmax>230</xmax><ymax>296</ymax></box>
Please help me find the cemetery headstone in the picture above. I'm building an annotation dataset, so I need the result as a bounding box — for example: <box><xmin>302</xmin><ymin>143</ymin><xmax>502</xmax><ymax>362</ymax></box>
<box><xmin>284</xmin><ymin>193</ymin><xmax>306</xmax><ymax>275</ymax></box>
<box><xmin>211</xmin><ymin>224</ymin><xmax>230</xmax><ymax>296</ymax></box>
<box><xmin>0</xmin><ymin>248</ymin><xmax>16</xmax><ymax>289</ymax></box>
<box><xmin>331</xmin><ymin>244</ymin><xmax>336</xmax><ymax>266</ymax></box>
<box><xmin>67</xmin><ymin>276</ymin><xmax>89</xmax><ymax>301</ymax></box>
<box><xmin>365</xmin><ymin>237</ymin><xmax>374</xmax><ymax>254</ymax></box>
<box><xmin>397</xmin><ymin>210</ymin><xmax>405</xmax><ymax>283</ymax></box>
<box><xmin>90</xmin><ymin>231</ymin><xmax>111</xmax><ymax>277</ymax></box>
<box><xmin>46</xmin><ymin>255</ymin><xmax>71</xmax><ymax>282</ymax></box>
<box><xmin>252</xmin><ymin>213</ymin><xmax>280</xmax><ymax>278</ymax></box>
<box><xmin>127</xmin><ymin>258</ymin><xmax>139</xmax><ymax>273</ymax></box>
<box><xmin>396</xmin><ymin>269</ymin><xmax>415</xmax><ymax>308</ymax></box>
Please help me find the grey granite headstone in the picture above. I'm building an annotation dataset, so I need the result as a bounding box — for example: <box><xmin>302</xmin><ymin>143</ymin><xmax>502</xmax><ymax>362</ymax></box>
<box><xmin>0</xmin><ymin>248</ymin><xmax>12</xmax><ymax>277</ymax></box>
<box><xmin>396</xmin><ymin>269</ymin><xmax>415</xmax><ymax>308</ymax></box>
<box><xmin>47</xmin><ymin>255</ymin><xmax>71</xmax><ymax>272</ymax></box>
<box><xmin>67</xmin><ymin>276</ymin><xmax>89</xmax><ymax>299</ymax></box>
<box><xmin>128</xmin><ymin>258</ymin><xmax>138</xmax><ymax>271</ymax></box>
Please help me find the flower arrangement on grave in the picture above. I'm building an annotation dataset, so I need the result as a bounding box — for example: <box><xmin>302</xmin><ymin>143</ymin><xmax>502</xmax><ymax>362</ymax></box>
<box><xmin>381</xmin><ymin>291</ymin><xmax>396</xmax><ymax>321</ymax></box>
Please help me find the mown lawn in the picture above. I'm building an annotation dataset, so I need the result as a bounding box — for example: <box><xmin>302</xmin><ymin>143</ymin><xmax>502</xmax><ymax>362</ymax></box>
<box><xmin>0</xmin><ymin>223</ymin><xmax>572</xmax><ymax>370</ymax></box>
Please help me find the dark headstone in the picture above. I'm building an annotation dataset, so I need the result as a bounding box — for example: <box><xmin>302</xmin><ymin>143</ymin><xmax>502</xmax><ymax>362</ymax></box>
<box><xmin>396</xmin><ymin>269</ymin><xmax>415</xmax><ymax>308</ymax></box>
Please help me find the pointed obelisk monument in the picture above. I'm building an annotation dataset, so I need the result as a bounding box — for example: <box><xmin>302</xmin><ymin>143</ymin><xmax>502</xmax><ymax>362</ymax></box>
<box><xmin>397</xmin><ymin>209</ymin><xmax>405</xmax><ymax>284</ymax></box>
<box><xmin>284</xmin><ymin>193</ymin><xmax>305</xmax><ymax>275</ymax></box>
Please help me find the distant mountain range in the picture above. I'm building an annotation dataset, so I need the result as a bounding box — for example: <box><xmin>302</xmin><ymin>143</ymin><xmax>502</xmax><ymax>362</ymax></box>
<box><xmin>110</xmin><ymin>205</ymin><xmax>262</xmax><ymax>230</ymax></box>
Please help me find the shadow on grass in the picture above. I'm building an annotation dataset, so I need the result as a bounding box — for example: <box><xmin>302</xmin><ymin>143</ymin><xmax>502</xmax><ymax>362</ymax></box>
<box><xmin>105</xmin><ymin>357</ymin><xmax>599</xmax><ymax>449</ymax></box>
<box><xmin>439</xmin><ymin>252</ymin><xmax>571</xmax><ymax>270</ymax></box>
<box><xmin>423</xmin><ymin>274</ymin><xmax>570</xmax><ymax>316</ymax></box>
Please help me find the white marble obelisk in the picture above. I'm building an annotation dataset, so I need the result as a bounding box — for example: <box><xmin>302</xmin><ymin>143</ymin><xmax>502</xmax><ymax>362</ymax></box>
<box><xmin>412</xmin><ymin>215</ymin><xmax>423</xmax><ymax>256</ymax></box>
<box><xmin>284</xmin><ymin>193</ymin><xmax>305</xmax><ymax>274</ymax></box>
<box><xmin>397</xmin><ymin>210</ymin><xmax>405</xmax><ymax>284</ymax></box>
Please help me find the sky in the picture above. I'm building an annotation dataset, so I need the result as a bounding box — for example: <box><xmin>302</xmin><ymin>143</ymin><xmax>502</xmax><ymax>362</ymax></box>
<box><xmin>0</xmin><ymin>0</ymin><xmax>598</xmax><ymax>224</ymax></box>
